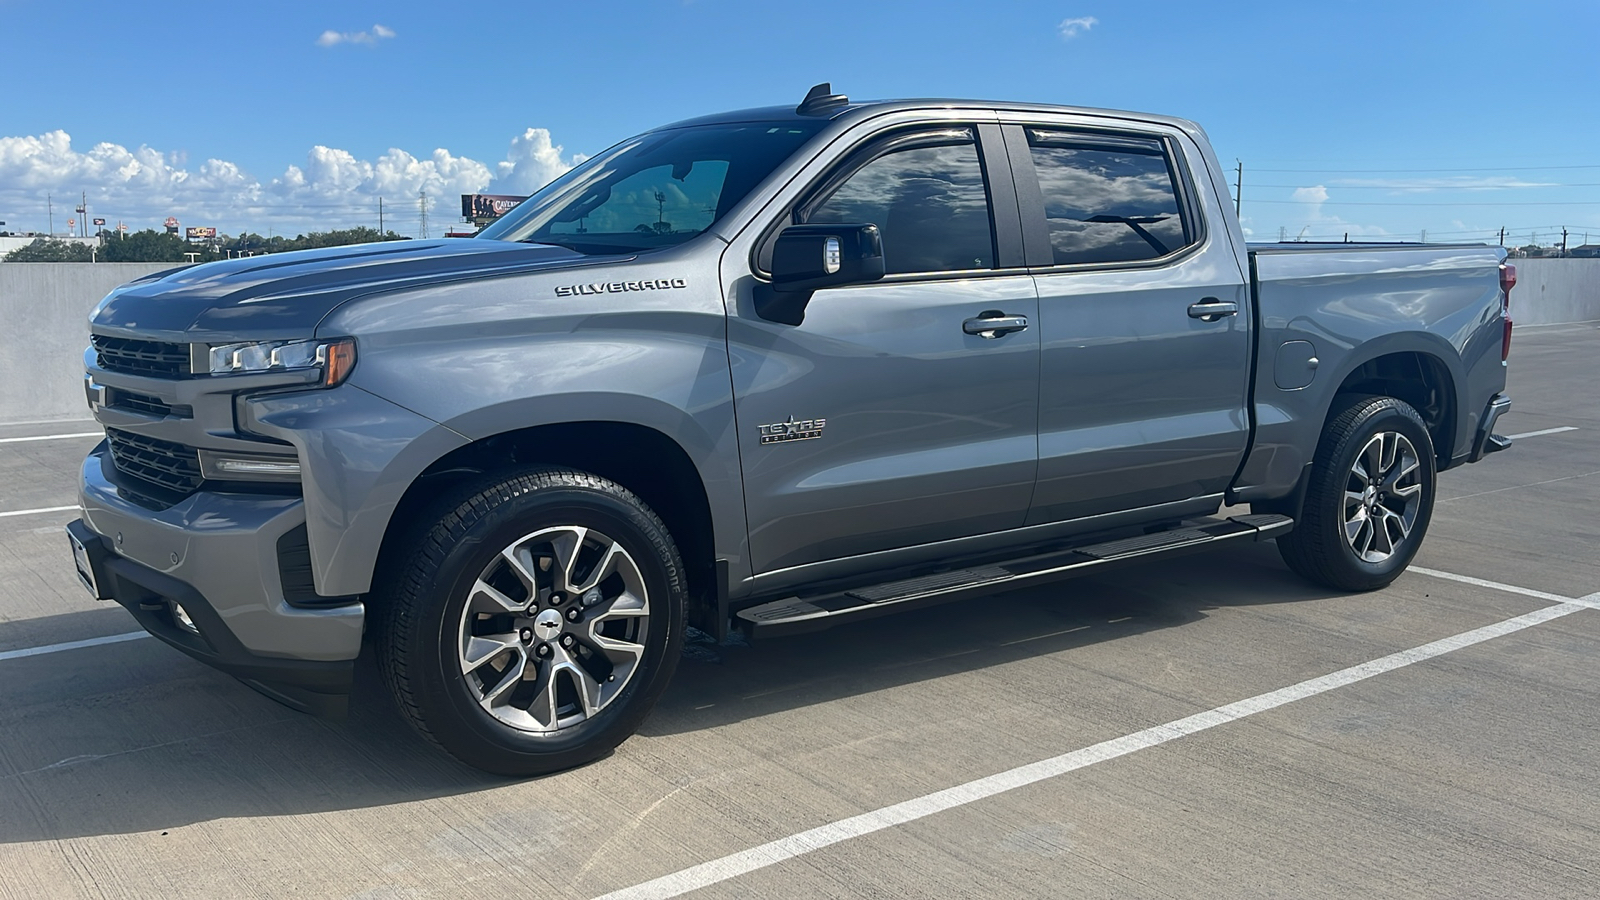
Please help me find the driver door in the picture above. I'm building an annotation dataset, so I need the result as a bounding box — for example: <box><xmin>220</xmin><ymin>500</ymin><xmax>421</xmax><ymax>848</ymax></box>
<box><xmin>726</xmin><ymin>125</ymin><xmax>1041</xmax><ymax>574</ymax></box>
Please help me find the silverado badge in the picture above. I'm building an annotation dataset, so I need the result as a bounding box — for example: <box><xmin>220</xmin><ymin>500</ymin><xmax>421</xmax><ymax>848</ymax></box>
<box><xmin>759</xmin><ymin>415</ymin><xmax>826</xmax><ymax>445</ymax></box>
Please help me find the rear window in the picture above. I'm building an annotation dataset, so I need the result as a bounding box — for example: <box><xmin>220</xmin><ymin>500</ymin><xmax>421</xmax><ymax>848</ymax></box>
<box><xmin>1026</xmin><ymin>130</ymin><xmax>1191</xmax><ymax>266</ymax></box>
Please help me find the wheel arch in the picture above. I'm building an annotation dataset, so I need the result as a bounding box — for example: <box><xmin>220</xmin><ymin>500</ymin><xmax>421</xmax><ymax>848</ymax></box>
<box><xmin>1324</xmin><ymin>338</ymin><xmax>1463</xmax><ymax>467</ymax></box>
<box><xmin>374</xmin><ymin>417</ymin><xmax>726</xmax><ymax>633</ymax></box>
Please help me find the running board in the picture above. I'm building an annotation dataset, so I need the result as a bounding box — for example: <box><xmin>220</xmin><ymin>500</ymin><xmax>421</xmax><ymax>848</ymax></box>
<box><xmin>736</xmin><ymin>514</ymin><xmax>1293</xmax><ymax>638</ymax></box>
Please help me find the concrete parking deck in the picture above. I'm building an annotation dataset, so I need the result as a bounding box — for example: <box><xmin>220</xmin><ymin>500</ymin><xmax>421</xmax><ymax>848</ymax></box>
<box><xmin>1</xmin><ymin>323</ymin><xmax>1596</xmax><ymax>899</ymax></box>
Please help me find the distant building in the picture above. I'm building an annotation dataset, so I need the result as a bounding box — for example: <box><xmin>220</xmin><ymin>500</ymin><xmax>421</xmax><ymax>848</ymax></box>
<box><xmin>0</xmin><ymin>234</ymin><xmax>99</xmax><ymax>259</ymax></box>
<box><xmin>1568</xmin><ymin>244</ymin><xmax>1600</xmax><ymax>258</ymax></box>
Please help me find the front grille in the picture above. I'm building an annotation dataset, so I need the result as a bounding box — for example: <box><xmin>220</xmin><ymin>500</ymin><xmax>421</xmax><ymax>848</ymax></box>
<box><xmin>92</xmin><ymin>335</ymin><xmax>191</xmax><ymax>377</ymax></box>
<box><xmin>106</xmin><ymin>428</ymin><xmax>202</xmax><ymax>501</ymax></box>
<box><xmin>109</xmin><ymin>389</ymin><xmax>191</xmax><ymax>418</ymax></box>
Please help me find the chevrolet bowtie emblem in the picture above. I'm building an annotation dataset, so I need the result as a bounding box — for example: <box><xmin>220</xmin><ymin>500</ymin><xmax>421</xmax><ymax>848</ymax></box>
<box><xmin>758</xmin><ymin>415</ymin><xmax>826</xmax><ymax>445</ymax></box>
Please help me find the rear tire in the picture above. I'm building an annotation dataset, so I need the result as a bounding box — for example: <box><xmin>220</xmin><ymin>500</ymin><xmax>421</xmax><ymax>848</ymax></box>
<box><xmin>376</xmin><ymin>467</ymin><xmax>686</xmax><ymax>776</ymax></box>
<box><xmin>1277</xmin><ymin>396</ymin><xmax>1437</xmax><ymax>591</ymax></box>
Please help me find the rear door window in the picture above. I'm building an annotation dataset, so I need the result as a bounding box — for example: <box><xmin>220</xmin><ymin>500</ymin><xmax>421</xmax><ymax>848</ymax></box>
<box><xmin>1025</xmin><ymin>130</ymin><xmax>1191</xmax><ymax>266</ymax></box>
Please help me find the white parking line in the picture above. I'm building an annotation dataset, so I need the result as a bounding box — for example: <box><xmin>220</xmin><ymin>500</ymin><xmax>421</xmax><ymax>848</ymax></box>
<box><xmin>0</xmin><ymin>631</ymin><xmax>150</xmax><ymax>662</ymax></box>
<box><xmin>0</xmin><ymin>432</ymin><xmax>102</xmax><ymax>444</ymax></box>
<box><xmin>1503</xmin><ymin>426</ymin><xmax>1579</xmax><ymax>440</ymax></box>
<box><xmin>593</xmin><ymin>580</ymin><xmax>1597</xmax><ymax>900</ymax></box>
<box><xmin>0</xmin><ymin>505</ymin><xmax>79</xmax><ymax>519</ymax></box>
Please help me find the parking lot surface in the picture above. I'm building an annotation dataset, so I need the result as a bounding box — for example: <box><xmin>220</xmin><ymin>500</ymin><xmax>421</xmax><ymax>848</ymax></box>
<box><xmin>2</xmin><ymin>323</ymin><xmax>1597</xmax><ymax>899</ymax></box>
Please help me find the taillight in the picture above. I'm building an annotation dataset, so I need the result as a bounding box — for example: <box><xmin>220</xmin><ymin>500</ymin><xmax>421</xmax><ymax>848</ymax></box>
<box><xmin>1499</xmin><ymin>263</ymin><xmax>1515</xmax><ymax>363</ymax></box>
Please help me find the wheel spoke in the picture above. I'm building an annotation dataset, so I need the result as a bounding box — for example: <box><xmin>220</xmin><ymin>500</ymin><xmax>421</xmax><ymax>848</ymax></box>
<box><xmin>571</xmin><ymin>539</ymin><xmax>624</xmax><ymax>595</ymax></box>
<box><xmin>1383</xmin><ymin>506</ymin><xmax>1412</xmax><ymax>541</ymax></box>
<box><xmin>469</xmin><ymin>579</ymin><xmax>525</xmax><ymax>615</ymax></box>
<box><xmin>1369</xmin><ymin>512</ymin><xmax>1395</xmax><ymax>556</ymax></box>
<box><xmin>478</xmin><ymin>648</ymin><xmax>528</xmax><ymax>710</ymax></box>
<box><xmin>547</xmin><ymin>527</ymin><xmax>589</xmax><ymax>594</ymax></box>
<box><xmin>1350</xmin><ymin>458</ymin><xmax>1372</xmax><ymax>489</ymax></box>
<box><xmin>1363</xmin><ymin>439</ymin><xmax>1385</xmax><ymax>487</ymax></box>
<box><xmin>499</xmin><ymin>544</ymin><xmax>540</xmax><ymax>593</ymax></box>
<box><xmin>1392</xmin><ymin>482</ymin><xmax>1423</xmax><ymax>498</ymax></box>
<box><xmin>1386</xmin><ymin>459</ymin><xmax>1419</xmax><ymax>488</ymax></box>
<box><xmin>1345</xmin><ymin>506</ymin><xmax>1369</xmax><ymax>544</ymax></box>
<box><xmin>526</xmin><ymin>660</ymin><xmax>562</xmax><ymax>730</ymax></box>
<box><xmin>589</xmin><ymin>632</ymin><xmax>646</xmax><ymax>668</ymax></box>
<box><xmin>461</xmin><ymin>633</ymin><xmax>521</xmax><ymax>674</ymax></box>
<box><xmin>553</xmin><ymin>650</ymin><xmax>603</xmax><ymax>717</ymax></box>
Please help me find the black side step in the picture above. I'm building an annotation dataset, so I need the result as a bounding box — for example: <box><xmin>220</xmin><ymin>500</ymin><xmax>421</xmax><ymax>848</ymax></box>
<box><xmin>736</xmin><ymin>514</ymin><xmax>1292</xmax><ymax>638</ymax></box>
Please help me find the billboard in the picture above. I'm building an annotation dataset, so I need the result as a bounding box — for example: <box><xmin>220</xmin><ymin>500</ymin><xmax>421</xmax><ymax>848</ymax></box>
<box><xmin>164</xmin><ymin>216</ymin><xmax>180</xmax><ymax>234</ymax></box>
<box><xmin>461</xmin><ymin>194</ymin><xmax>528</xmax><ymax>220</ymax></box>
<box><xmin>186</xmin><ymin>226</ymin><xmax>217</xmax><ymax>239</ymax></box>
<box><xmin>93</xmin><ymin>218</ymin><xmax>106</xmax><ymax>226</ymax></box>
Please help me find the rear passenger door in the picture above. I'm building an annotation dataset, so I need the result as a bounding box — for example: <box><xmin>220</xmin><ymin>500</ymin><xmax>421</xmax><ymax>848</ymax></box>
<box><xmin>1003</xmin><ymin>123</ymin><xmax>1252</xmax><ymax>525</ymax></box>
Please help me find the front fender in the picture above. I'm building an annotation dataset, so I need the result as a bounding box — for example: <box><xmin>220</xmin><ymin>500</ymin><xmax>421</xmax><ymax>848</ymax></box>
<box><xmin>242</xmin><ymin>385</ymin><xmax>469</xmax><ymax>597</ymax></box>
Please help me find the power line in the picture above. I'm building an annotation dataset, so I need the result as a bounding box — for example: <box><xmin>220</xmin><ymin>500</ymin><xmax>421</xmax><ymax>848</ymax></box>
<box><xmin>1250</xmin><ymin>164</ymin><xmax>1600</xmax><ymax>173</ymax></box>
<box><xmin>1249</xmin><ymin>182</ymin><xmax>1600</xmax><ymax>189</ymax></box>
<box><xmin>1247</xmin><ymin>199</ymin><xmax>1600</xmax><ymax>207</ymax></box>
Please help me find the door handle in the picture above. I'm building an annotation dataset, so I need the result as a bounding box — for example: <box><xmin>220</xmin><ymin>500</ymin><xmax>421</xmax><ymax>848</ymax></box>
<box><xmin>963</xmin><ymin>311</ymin><xmax>1029</xmax><ymax>338</ymax></box>
<box><xmin>1187</xmin><ymin>298</ymin><xmax>1239</xmax><ymax>322</ymax></box>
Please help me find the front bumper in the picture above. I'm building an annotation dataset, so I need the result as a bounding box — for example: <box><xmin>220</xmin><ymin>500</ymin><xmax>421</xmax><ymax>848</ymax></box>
<box><xmin>74</xmin><ymin>446</ymin><xmax>364</xmax><ymax>716</ymax></box>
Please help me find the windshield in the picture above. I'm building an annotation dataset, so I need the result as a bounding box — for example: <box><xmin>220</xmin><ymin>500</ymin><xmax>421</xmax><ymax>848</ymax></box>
<box><xmin>478</xmin><ymin>122</ymin><xmax>825</xmax><ymax>254</ymax></box>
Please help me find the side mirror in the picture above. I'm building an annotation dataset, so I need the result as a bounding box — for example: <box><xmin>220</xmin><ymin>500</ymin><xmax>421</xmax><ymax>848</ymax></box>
<box><xmin>755</xmin><ymin>223</ymin><xmax>885</xmax><ymax>325</ymax></box>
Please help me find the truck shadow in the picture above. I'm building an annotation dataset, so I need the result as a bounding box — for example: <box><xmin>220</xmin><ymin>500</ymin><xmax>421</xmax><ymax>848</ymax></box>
<box><xmin>0</xmin><ymin>541</ymin><xmax>1331</xmax><ymax>843</ymax></box>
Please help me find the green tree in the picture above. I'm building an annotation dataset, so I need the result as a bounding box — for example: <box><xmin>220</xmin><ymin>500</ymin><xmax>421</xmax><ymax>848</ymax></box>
<box><xmin>3</xmin><ymin>238</ymin><xmax>94</xmax><ymax>262</ymax></box>
<box><xmin>98</xmin><ymin>229</ymin><xmax>188</xmax><ymax>262</ymax></box>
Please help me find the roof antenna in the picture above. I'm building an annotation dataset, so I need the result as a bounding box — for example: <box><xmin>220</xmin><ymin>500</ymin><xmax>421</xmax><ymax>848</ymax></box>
<box><xmin>797</xmin><ymin>82</ymin><xmax>848</xmax><ymax>115</ymax></box>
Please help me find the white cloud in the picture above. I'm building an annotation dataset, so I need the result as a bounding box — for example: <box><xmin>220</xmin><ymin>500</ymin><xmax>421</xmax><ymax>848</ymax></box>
<box><xmin>1058</xmin><ymin>16</ymin><xmax>1098</xmax><ymax>40</ymax></box>
<box><xmin>1330</xmin><ymin>176</ymin><xmax>1556</xmax><ymax>193</ymax></box>
<box><xmin>1290</xmin><ymin>185</ymin><xmax>1328</xmax><ymax>204</ymax></box>
<box><xmin>495</xmin><ymin>128</ymin><xmax>584</xmax><ymax>193</ymax></box>
<box><xmin>317</xmin><ymin>24</ymin><xmax>396</xmax><ymax>47</ymax></box>
<box><xmin>0</xmin><ymin>128</ymin><xmax>582</xmax><ymax>236</ymax></box>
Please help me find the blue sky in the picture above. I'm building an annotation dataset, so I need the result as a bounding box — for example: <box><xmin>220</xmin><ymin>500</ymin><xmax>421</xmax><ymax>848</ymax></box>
<box><xmin>2</xmin><ymin>0</ymin><xmax>1597</xmax><ymax>247</ymax></box>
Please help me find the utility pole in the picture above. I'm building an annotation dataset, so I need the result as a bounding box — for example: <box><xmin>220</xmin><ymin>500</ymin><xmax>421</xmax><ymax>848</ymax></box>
<box><xmin>1278</xmin><ymin>226</ymin><xmax>1287</xmax><ymax>242</ymax></box>
<box><xmin>1420</xmin><ymin>229</ymin><xmax>1427</xmax><ymax>243</ymax></box>
<box><xmin>1561</xmin><ymin>227</ymin><xmax>1569</xmax><ymax>257</ymax></box>
<box><xmin>378</xmin><ymin>197</ymin><xmax>384</xmax><ymax>236</ymax></box>
<box><xmin>1498</xmin><ymin>227</ymin><xmax>1505</xmax><ymax>247</ymax></box>
<box><xmin>47</xmin><ymin>193</ymin><xmax>53</xmax><ymax>236</ymax></box>
<box><xmin>1234</xmin><ymin>160</ymin><xmax>1243</xmax><ymax>216</ymax></box>
<box><xmin>418</xmin><ymin>190</ymin><xmax>429</xmax><ymax>239</ymax></box>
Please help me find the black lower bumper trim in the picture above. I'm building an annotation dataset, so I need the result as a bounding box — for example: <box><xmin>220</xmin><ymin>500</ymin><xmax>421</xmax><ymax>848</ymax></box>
<box><xmin>1470</xmin><ymin>392</ymin><xmax>1513</xmax><ymax>463</ymax></box>
<box><xmin>67</xmin><ymin>520</ymin><xmax>352</xmax><ymax>717</ymax></box>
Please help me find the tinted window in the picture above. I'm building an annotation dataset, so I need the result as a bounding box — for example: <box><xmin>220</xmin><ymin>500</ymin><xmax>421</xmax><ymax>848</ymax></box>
<box><xmin>479</xmin><ymin>123</ymin><xmax>823</xmax><ymax>254</ymax></box>
<box><xmin>806</xmin><ymin>137</ymin><xmax>994</xmax><ymax>275</ymax></box>
<box><xmin>1027</xmin><ymin>131</ymin><xmax>1189</xmax><ymax>266</ymax></box>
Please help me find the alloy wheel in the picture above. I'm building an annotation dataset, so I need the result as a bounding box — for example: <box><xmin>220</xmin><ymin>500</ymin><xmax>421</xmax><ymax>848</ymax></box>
<box><xmin>1343</xmin><ymin>431</ymin><xmax>1424</xmax><ymax>563</ymax></box>
<box><xmin>456</xmin><ymin>526</ymin><xmax>650</xmax><ymax>733</ymax></box>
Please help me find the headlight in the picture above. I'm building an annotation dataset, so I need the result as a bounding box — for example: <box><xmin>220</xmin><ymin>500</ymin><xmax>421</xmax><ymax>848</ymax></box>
<box><xmin>207</xmin><ymin>338</ymin><xmax>356</xmax><ymax>386</ymax></box>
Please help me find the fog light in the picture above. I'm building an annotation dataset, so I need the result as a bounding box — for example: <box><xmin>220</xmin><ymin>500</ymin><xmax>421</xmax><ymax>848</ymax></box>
<box><xmin>171</xmin><ymin>603</ymin><xmax>199</xmax><ymax>634</ymax></box>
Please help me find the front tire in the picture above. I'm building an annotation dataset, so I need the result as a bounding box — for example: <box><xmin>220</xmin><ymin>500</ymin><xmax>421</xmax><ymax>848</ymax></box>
<box><xmin>377</xmin><ymin>468</ymin><xmax>686</xmax><ymax>776</ymax></box>
<box><xmin>1276</xmin><ymin>396</ymin><xmax>1437</xmax><ymax>591</ymax></box>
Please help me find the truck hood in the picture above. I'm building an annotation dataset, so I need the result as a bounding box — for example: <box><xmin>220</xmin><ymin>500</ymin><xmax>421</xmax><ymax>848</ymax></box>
<box><xmin>90</xmin><ymin>239</ymin><xmax>629</xmax><ymax>340</ymax></box>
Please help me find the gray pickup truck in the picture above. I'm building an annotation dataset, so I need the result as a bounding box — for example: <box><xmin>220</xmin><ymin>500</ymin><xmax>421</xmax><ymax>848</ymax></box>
<box><xmin>67</xmin><ymin>85</ymin><xmax>1515</xmax><ymax>775</ymax></box>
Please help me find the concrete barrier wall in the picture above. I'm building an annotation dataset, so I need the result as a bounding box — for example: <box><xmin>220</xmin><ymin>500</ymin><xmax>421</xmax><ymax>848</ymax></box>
<box><xmin>1507</xmin><ymin>258</ymin><xmax>1600</xmax><ymax>326</ymax></box>
<box><xmin>0</xmin><ymin>258</ymin><xmax>1595</xmax><ymax>426</ymax></box>
<box><xmin>1</xmin><ymin>263</ymin><xmax>179</xmax><ymax>425</ymax></box>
